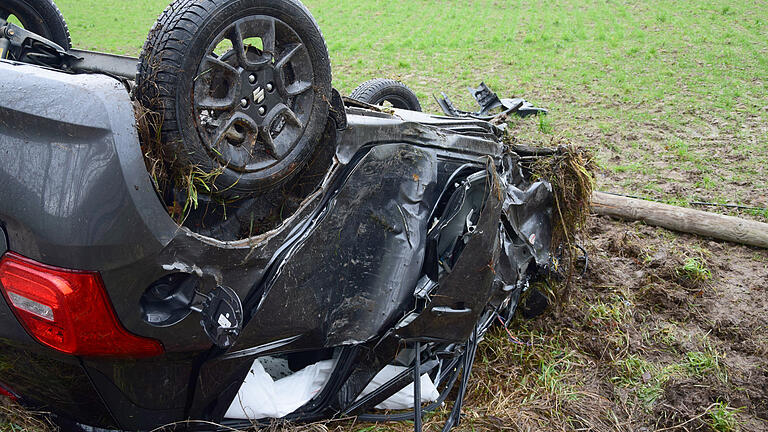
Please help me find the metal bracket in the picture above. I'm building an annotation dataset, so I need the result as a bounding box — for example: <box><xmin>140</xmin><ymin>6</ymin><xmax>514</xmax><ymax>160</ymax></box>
<box><xmin>68</xmin><ymin>49</ymin><xmax>138</xmax><ymax>80</ymax></box>
<box><xmin>0</xmin><ymin>19</ymin><xmax>137</xmax><ymax>79</ymax></box>
<box><xmin>0</xmin><ymin>20</ymin><xmax>77</xmax><ymax>66</ymax></box>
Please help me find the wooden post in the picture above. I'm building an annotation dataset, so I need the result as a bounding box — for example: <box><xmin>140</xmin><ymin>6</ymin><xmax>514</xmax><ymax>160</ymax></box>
<box><xmin>591</xmin><ymin>192</ymin><xmax>768</xmax><ymax>249</ymax></box>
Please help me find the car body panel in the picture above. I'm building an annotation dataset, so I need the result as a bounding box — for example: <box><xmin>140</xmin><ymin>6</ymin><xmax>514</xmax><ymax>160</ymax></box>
<box><xmin>0</xmin><ymin>61</ymin><xmax>176</xmax><ymax>272</ymax></box>
<box><xmin>0</xmin><ymin>294</ymin><xmax>116</xmax><ymax>428</ymax></box>
<box><xmin>0</xmin><ymin>60</ymin><xmax>554</xmax><ymax>430</ymax></box>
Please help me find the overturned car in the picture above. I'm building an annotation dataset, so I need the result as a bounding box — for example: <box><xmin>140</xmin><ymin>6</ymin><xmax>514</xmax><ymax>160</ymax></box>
<box><xmin>0</xmin><ymin>0</ymin><xmax>560</xmax><ymax>430</ymax></box>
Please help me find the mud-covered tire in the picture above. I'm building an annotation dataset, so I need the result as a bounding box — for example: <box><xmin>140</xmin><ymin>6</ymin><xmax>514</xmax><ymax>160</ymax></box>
<box><xmin>135</xmin><ymin>0</ymin><xmax>332</xmax><ymax>197</ymax></box>
<box><xmin>0</xmin><ymin>0</ymin><xmax>71</xmax><ymax>49</ymax></box>
<box><xmin>350</xmin><ymin>78</ymin><xmax>422</xmax><ymax>111</ymax></box>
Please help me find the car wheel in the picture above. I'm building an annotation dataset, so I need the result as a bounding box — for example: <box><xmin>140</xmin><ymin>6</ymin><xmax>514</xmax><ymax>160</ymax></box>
<box><xmin>135</xmin><ymin>0</ymin><xmax>332</xmax><ymax>197</ymax></box>
<box><xmin>350</xmin><ymin>78</ymin><xmax>422</xmax><ymax>111</ymax></box>
<box><xmin>0</xmin><ymin>0</ymin><xmax>71</xmax><ymax>49</ymax></box>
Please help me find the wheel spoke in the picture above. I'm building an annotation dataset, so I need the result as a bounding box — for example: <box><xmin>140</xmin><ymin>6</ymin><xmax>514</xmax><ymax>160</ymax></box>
<box><xmin>259</xmin><ymin>128</ymin><xmax>277</xmax><ymax>157</ymax></box>
<box><xmin>259</xmin><ymin>17</ymin><xmax>276</xmax><ymax>56</ymax></box>
<box><xmin>285</xmin><ymin>80</ymin><xmax>313</xmax><ymax>97</ymax></box>
<box><xmin>209</xmin><ymin>113</ymin><xmax>267</xmax><ymax>169</ymax></box>
<box><xmin>195</xmin><ymin>56</ymin><xmax>240</xmax><ymax>111</ymax></box>
<box><xmin>274</xmin><ymin>44</ymin><xmax>313</xmax><ymax>96</ymax></box>
<box><xmin>211</xmin><ymin>113</ymin><xmax>259</xmax><ymax>148</ymax></box>
<box><xmin>209</xmin><ymin>113</ymin><xmax>235</xmax><ymax>149</ymax></box>
<box><xmin>233</xmin><ymin>18</ymin><xmax>275</xmax><ymax>70</ymax></box>
<box><xmin>200</xmin><ymin>55</ymin><xmax>239</xmax><ymax>77</ymax></box>
<box><xmin>230</xmin><ymin>23</ymin><xmax>248</xmax><ymax>65</ymax></box>
<box><xmin>265</xmin><ymin>103</ymin><xmax>302</xmax><ymax>129</ymax></box>
<box><xmin>196</xmin><ymin>96</ymin><xmax>237</xmax><ymax>111</ymax></box>
<box><xmin>275</xmin><ymin>43</ymin><xmax>303</xmax><ymax>70</ymax></box>
<box><xmin>216</xmin><ymin>139</ymin><xmax>254</xmax><ymax>169</ymax></box>
<box><xmin>262</xmin><ymin>103</ymin><xmax>302</xmax><ymax>157</ymax></box>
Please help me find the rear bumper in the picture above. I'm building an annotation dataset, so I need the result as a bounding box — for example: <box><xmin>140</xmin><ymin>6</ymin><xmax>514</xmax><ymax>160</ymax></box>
<box><xmin>0</xmin><ymin>249</ymin><xmax>193</xmax><ymax>430</ymax></box>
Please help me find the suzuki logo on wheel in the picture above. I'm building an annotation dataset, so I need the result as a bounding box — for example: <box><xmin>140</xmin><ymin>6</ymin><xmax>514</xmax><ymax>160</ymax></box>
<box><xmin>253</xmin><ymin>87</ymin><xmax>265</xmax><ymax>104</ymax></box>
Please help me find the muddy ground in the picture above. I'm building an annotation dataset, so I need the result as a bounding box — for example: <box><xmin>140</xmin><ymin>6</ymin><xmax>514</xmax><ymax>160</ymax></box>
<box><xmin>439</xmin><ymin>216</ymin><xmax>768</xmax><ymax>432</ymax></box>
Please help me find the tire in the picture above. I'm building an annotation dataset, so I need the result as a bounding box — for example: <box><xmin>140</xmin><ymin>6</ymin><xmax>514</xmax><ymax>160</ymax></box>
<box><xmin>0</xmin><ymin>0</ymin><xmax>71</xmax><ymax>49</ymax></box>
<box><xmin>135</xmin><ymin>0</ymin><xmax>332</xmax><ymax>197</ymax></box>
<box><xmin>350</xmin><ymin>78</ymin><xmax>422</xmax><ymax>112</ymax></box>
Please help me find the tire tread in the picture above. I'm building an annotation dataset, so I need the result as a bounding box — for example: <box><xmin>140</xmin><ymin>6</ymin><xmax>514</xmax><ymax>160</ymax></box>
<box><xmin>350</xmin><ymin>78</ymin><xmax>422</xmax><ymax>111</ymax></box>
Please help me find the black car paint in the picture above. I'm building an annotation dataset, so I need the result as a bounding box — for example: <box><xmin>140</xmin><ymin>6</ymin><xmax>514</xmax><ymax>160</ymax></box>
<box><xmin>0</xmin><ymin>60</ymin><xmax>553</xmax><ymax>430</ymax></box>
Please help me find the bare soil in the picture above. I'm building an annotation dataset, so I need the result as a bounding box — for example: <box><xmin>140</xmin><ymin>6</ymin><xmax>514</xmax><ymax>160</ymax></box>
<box><xmin>446</xmin><ymin>215</ymin><xmax>768</xmax><ymax>432</ymax></box>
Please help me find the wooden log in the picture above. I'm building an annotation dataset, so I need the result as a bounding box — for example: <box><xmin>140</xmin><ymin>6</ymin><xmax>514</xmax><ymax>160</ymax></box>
<box><xmin>591</xmin><ymin>192</ymin><xmax>768</xmax><ymax>249</ymax></box>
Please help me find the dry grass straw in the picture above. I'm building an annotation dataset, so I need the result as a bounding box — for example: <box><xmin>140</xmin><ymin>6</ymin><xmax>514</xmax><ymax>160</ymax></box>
<box><xmin>529</xmin><ymin>143</ymin><xmax>597</xmax><ymax>300</ymax></box>
<box><xmin>134</xmin><ymin>101</ymin><xmax>227</xmax><ymax>224</ymax></box>
<box><xmin>530</xmin><ymin>143</ymin><xmax>596</xmax><ymax>251</ymax></box>
<box><xmin>0</xmin><ymin>398</ymin><xmax>53</xmax><ymax>432</ymax></box>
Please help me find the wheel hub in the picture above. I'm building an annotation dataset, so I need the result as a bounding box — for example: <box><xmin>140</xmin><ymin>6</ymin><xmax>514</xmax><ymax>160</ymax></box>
<box><xmin>234</xmin><ymin>67</ymin><xmax>286</xmax><ymax>131</ymax></box>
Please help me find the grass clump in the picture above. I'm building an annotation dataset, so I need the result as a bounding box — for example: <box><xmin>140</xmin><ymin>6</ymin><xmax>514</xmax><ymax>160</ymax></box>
<box><xmin>611</xmin><ymin>355</ymin><xmax>684</xmax><ymax>406</ymax></box>
<box><xmin>537</xmin><ymin>113</ymin><xmax>553</xmax><ymax>134</ymax></box>
<box><xmin>677</xmin><ymin>257</ymin><xmax>712</xmax><ymax>282</ymax></box>
<box><xmin>531</xmin><ymin>144</ymin><xmax>597</xmax><ymax>250</ymax></box>
<box><xmin>134</xmin><ymin>102</ymin><xmax>230</xmax><ymax>224</ymax></box>
<box><xmin>707</xmin><ymin>402</ymin><xmax>741</xmax><ymax>432</ymax></box>
<box><xmin>685</xmin><ymin>346</ymin><xmax>727</xmax><ymax>382</ymax></box>
<box><xmin>527</xmin><ymin>144</ymin><xmax>597</xmax><ymax>297</ymax></box>
<box><xmin>586</xmin><ymin>296</ymin><xmax>631</xmax><ymax>324</ymax></box>
<box><xmin>0</xmin><ymin>399</ymin><xmax>53</xmax><ymax>432</ymax></box>
<box><xmin>537</xmin><ymin>348</ymin><xmax>579</xmax><ymax>398</ymax></box>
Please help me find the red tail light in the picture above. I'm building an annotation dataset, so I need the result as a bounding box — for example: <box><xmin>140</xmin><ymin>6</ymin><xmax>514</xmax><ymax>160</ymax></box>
<box><xmin>0</xmin><ymin>252</ymin><xmax>163</xmax><ymax>358</ymax></box>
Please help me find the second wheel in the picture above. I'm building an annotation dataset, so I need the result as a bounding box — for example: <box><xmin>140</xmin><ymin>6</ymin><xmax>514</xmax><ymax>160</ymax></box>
<box><xmin>350</xmin><ymin>78</ymin><xmax>422</xmax><ymax>112</ymax></box>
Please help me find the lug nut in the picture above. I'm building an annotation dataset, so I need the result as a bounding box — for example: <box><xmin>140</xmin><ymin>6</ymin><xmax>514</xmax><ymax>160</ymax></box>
<box><xmin>248</xmin><ymin>74</ymin><xmax>256</xmax><ymax>84</ymax></box>
<box><xmin>258</xmin><ymin>106</ymin><xmax>266</xmax><ymax>115</ymax></box>
<box><xmin>240</xmin><ymin>99</ymin><xmax>249</xmax><ymax>108</ymax></box>
<box><xmin>266</xmin><ymin>83</ymin><xmax>274</xmax><ymax>92</ymax></box>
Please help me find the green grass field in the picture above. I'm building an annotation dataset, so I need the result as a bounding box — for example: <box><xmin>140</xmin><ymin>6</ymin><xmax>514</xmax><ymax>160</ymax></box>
<box><xmin>3</xmin><ymin>1</ymin><xmax>768</xmax><ymax>431</ymax></box>
<box><xmin>52</xmin><ymin>0</ymin><xmax>768</xmax><ymax>220</ymax></box>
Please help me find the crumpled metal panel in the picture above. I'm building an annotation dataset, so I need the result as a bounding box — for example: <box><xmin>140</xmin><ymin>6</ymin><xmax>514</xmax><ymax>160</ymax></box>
<box><xmin>390</xmin><ymin>156</ymin><xmax>554</xmax><ymax>343</ymax></box>
<box><xmin>232</xmin><ymin>143</ymin><xmax>440</xmax><ymax>350</ymax></box>
<box><xmin>492</xmin><ymin>168</ymin><xmax>554</xmax><ymax>320</ymax></box>
<box><xmin>394</xmin><ymin>164</ymin><xmax>503</xmax><ymax>342</ymax></box>
<box><xmin>502</xmin><ymin>179</ymin><xmax>553</xmax><ymax>267</ymax></box>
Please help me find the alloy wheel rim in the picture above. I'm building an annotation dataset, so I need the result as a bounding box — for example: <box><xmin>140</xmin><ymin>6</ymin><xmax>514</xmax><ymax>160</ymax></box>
<box><xmin>193</xmin><ymin>15</ymin><xmax>316</xmax><ymax>174</ymax></box>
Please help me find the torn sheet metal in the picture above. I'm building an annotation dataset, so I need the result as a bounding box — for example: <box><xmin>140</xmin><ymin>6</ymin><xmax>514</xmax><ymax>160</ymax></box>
<box><xmin>232</xmin><ymin>143</ymin><xmax>440</xmax><ymax>351</ymax></box>
<box><xmin>192</xmin><ymin>108</ymin><xmax>555</xmax><ymax>430</ymax></box>
<box><xmin>436</xmin><ymin>82</ymin><xmax>548</xmax><ymax>119</ymax></box>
